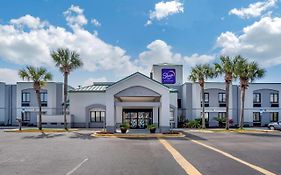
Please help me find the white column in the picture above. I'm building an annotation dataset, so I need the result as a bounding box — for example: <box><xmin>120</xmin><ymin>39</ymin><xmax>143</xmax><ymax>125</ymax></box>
<box><xmin>116</xmin><ymin>106</ymin><xmax>123</xmax><ymax>124</ymax></box>
<box><xmin>160</xmin><ymin>93</ymin><xmax>170</xmax><ymax>132</ymax></box>
<box><xmin>106</xmin><ymin>94</ymin><xmax>115</xmax><ymax>132</ymax></box>
<box><xmin>153</xmin><ymin>107</ymin><xmax>159</xmax><ymax>125</ymax></box>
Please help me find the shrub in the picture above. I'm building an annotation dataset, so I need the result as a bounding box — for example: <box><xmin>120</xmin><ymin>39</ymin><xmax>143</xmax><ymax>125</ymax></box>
<box><xmin>187</xmin><ymin>120</ymin><xmax>201</xmax><ymax>128</ymax></box>
<box><xmin>120</xmin><ymin>122</ymin><xmax>130</xmax><ymax>129</ymax></box>
<box><xmin>214</xmin><ymin>116</ymin><xmax>226</xmax><ymax>128</ymax></box>
<box><xmin>147</xmin><ymin>124</ymin><xmax>156</xmax><ymax>129</ymax></box>
<box><xmin>178</xmin><ymin>115</ymin><xmax>189</xmax><ymax>128</ymax></box>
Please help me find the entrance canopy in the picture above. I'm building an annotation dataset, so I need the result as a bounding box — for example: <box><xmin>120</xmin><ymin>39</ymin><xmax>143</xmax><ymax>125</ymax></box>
<box><xmin>105</xmin><ymin>72</ymin><xmax>171</xmax><ymax>132</ymax></box>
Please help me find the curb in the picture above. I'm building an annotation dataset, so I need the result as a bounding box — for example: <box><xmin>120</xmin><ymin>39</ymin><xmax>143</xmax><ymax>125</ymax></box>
<box><xmin>92</xmin><ymin>133</ymin><xmax>185</xmax><ymax>138</ymax></box>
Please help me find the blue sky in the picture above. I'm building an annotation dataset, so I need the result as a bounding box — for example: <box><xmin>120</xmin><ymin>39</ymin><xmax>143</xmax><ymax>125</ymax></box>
<box><xmin>0</xmin><ymin>0</ymin><xmax>280</xmax><ymax>87</ymax></box>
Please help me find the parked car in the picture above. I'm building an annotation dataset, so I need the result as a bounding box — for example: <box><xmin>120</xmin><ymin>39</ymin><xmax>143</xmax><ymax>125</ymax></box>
<box><xmin>268</xmin><ymin>121</ymin><xmax>281</xmax><ymax>130</ymax></box>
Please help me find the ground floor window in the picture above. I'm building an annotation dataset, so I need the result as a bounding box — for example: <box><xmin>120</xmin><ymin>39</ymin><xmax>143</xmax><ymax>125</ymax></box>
<box><xmin>218</xmin><ymin>112</ymin><xmax>226</xmax><ymax>119</ymax></box>
<box><xmin>270</xmin><ymin>112</ymin><xmax>279</xmax><ymax>122</ymax></box>
<box><xmin>200</xmin><ymin>112</ymin><xmax>209</xmax><ymax>121</ymax></box>
<box><xmin>253</xmin><ymin>112</ymin><xmax>261</xmax><ymax>122</ymax></box>
<box><xmin>90</xmin><ymin>111</ymin><xmax>105</xmax><ymax>123</ymax></box>
<box><xmin>122</xmin><ymin>109</ymin><xmax>152</xmax><ymax>129</ymax></box>
<box><xmin>170</xmin><ymin>108</ymin><xmax>174</xmax><ymax>121</ymax></box>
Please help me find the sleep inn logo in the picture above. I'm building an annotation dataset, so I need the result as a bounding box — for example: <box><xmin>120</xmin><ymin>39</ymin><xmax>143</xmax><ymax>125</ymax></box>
<box><xmin>162</xmin><ymin>69</ymin><xmax>176</xmax><ymax>84</ymax></box>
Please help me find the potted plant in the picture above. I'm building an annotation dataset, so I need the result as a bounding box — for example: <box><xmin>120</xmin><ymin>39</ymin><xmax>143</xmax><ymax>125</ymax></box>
<box><xmin>147</xmin><ymin>124</ymin><xmax>157</xmax><ymax>133</ymax></box>
<box><xmin>120</xmin><ymin>123</ymin><xmax>130</xmax><ymax>133</ymax></box>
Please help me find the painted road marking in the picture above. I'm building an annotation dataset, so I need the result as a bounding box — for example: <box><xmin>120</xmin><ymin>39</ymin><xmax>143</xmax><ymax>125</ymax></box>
<box><xmin>158</xmin><ymin>138</ymin><xmax>202</xmax><ymax>175</ymax></box>
<box><xmin>65</xmin><ymin>158</ymin><xmax>88</xmax><ymax>175</ymax></box>
<box><xmin>186</xmin><ymin>138</ymin><xmax>276</xmax><ymax>175</ymax></box>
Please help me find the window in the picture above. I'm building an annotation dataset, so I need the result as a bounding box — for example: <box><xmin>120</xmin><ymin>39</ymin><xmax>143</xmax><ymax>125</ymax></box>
<box><xmin>170</xmin><ymin>108</ymin><xmax>174</xmax><ymax>121</ymax></box>
<box><xmin>201</xmin><ymin>93</ymin><xmax>209</xmax><ymax>107</ymax></box>
<box><xmin>218</xmin><ymin>112</ymin><xmax>226</xmax><ymax>119</ymax></box>
<box><xmin>218</xmin><ymin>93</ymin><xmax>226</xmax><ymax>103</ymax></box>
<box><xmin>204</xmin><ymin>93</ymin><xmax>209</xmax><ymax>103</ymax></box>
<box><xmin>40</xmin><ymin>92</ymin><xmax>48</xmax><ymax>102</ymax></box>
<box><xmin>270</xmin><ymin>93</ymin><xmax>279</xmax><ymax>103</ymax></box>
<box><xmin>270</xmin><ymin>112</ymin><xmax>279</xmax><ymax>122</ymax></box>
<box><xmin>253</xmin><ymin>112</ymin><xmax>261</xmax><ymax>122</ymax></box>
<box><xmin>177</xmin><ymin>99</ymin><xmax>182</xmax><ymax>108</ymax></box>
<box><xmin>22</xmin><ymin>92</ymin><xmax>30</xmax><ymax>102</ymax></box>
<box><xmin>201</xmin><ymin>112</ymin><xmax>209</xmax><ymax>121</ymax></box>
<box><xmin>90</xmin><ymin>111</ymin><xmax>105</xmax><ymax>122</ymax></box>
<box><xmin>253</xmin><ymin>93</ymin><xmax>261</xmax><ymax>103</ymax></box>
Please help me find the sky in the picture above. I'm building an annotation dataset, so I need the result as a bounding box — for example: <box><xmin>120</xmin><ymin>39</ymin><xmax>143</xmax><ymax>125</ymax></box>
<box><xmin>0</xmin><ymin>0</ymin><xmax>281</xmax><ymax>87</ymax></box>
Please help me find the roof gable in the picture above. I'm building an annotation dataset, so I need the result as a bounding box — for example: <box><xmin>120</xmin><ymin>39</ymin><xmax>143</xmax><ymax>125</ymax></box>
<box><xmin>106</xmin><ymin>72</ymin><xmax>169</xmax><ymax>91</ymax></box>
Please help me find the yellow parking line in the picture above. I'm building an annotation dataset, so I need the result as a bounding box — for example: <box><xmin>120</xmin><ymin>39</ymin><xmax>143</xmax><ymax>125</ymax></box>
<box><xmin>158</xmin><ymin>138</ymin><xmax>202</xmax><ymax>175</ymax></box>
<box><xmin>186</xmin><ymin>138</ymin><xmax>276</xmax><ymax>175</ymax></box>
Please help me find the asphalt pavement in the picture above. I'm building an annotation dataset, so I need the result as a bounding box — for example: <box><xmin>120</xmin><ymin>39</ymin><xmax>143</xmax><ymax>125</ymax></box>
<box><xmin>0</xmin><ymin>129</ymin><xmax>280</xmax><ymax>175</ymax></box>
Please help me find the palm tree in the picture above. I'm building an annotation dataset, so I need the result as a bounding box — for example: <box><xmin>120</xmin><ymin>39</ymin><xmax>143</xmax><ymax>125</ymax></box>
<box><xmin>189</xmin><ymin>64</ymin><xmax>216</xmax><ymax>129</ymax></box>
<box><xmin>51</xmin><ymin>48</ymin><xmax>83</xmax><ymax>130</ymax></box>
<box><xmin>19</xmin><ymin>66</ymin><xmax>53</xmax><ymax>130</ymax></box>
<box><xmin>215</xmin><ymin>56</ymin><xmax>237</xmax><ymax>130</ymax></box>
<box><xmin>234</xmin><ymin>56</ymin><xmax>265</xmax><ymax>129</ymax></box>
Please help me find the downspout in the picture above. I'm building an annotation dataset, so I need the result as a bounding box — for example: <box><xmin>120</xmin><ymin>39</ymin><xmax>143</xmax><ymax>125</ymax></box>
<box><xmin>10</xmin><ymin>86</ymin><xmax>12</xmax><ymax>125</ymax></box>
<box><xmin>237</xmin><ymin>86</ymin><xmax>239</xmax><ymax>126</ymax></box>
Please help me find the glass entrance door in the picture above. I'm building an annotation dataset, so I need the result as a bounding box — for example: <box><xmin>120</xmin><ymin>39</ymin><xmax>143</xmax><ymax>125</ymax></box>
<box><xmin>122</xmin><ymin>109</ymin><xmax>153</xmax><ymax>129</ymax></box>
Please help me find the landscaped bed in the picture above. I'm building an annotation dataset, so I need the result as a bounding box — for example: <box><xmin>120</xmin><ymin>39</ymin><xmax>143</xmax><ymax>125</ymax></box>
<box><xmin>93</xmin><ymin>131</ymin><xmax>184</xmax><ymax>138</ymax></box>
<box><xmin>188</xmin><ymin>128</ymin><xmax>279</xmax><ymax>133</ymax></box>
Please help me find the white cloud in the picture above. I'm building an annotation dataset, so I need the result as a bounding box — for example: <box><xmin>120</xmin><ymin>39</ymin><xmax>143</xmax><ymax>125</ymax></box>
<box><xmin>146</xmin><ymin>0</ymin><xmax>184</xmax><ymax>25</ymax></box>
<box><xmin>229</xmin><ymin>0</ymin><xmax>277</xmax><ymax>19</ymax></box>
<box><xmin>91</xmin><ymin>18</ymin><xmax>101</xmax><ymax>27</ymax></box>
<box><xmin>0</xmin><ymin>5</ymin><xmax>214</xmax><ymax>84</ymax></box>
<box><xmin>10</xmin><ymin>14</ymin><xmax>48</xmax><ymax>29</ymax></box>
<box><xmin>83</xmin><ymin>77</ymin><xmax>108</xmax><ymax>86</ymax></box>
<box><xmin>63</xmin><ymin>5</ymin><xmax>88</xmax><ymax>29</ymax></box>
<box><xmin>138</xmin><ymin>40</ymin><xmax>214</xmax><ymax>70</ymax></box>
<box><xmin>184</xmin><ymin>54</ymin><xmax>215</xmax><ymax>67</ymax></box>
<box><xmin>0</xmin><ymin>5</ymin><xmax>139</xmax><ymax>77</ymax></box>
<box><xmin>216</xmin><ymin>16</ymin><xmax>281</xmax><ymax>67</ymax></box>
<box><xmin>0</xmin><ymin>68</ymin><xmax>21</xmax><ymax>84</ymax></box>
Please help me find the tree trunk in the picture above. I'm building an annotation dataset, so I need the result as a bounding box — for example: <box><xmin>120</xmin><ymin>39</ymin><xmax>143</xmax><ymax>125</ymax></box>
<box><xmin>201</xmin><ymin>85</ymin><xmax>206</xmax><ymax>129</ymax></box>
<box><xmin>239</xmin><ymin>86</ymin><xmax>246</xmax><ymax>129</ymax></box>
<box><xmin>225</xmin><ymin>81</ymin><xmax>230</xmax><ymax>130</ymax></box>
<box><xmin>64</xmin><ymin>72</ymin><xmax>68</xmax><ymax>130</ymax></box>
<box><xmin>36</xmin><ymin>90</ymin><xmax>42</xmax><ymax>130</ymax></box>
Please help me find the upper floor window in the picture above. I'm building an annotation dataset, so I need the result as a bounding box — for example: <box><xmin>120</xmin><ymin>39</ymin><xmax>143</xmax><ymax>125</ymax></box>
<box><xmin>201</xmin><ymin>93</ymin><xmax>209</xmax><ymax>107</ymax></box>
<box><xmin>22</xmin><ymin>92</ymin><xmax>30</xmax><ymax>102</ymax></box>
<box><xmin>218</xmin><ymin>93</ymin><xmax>226</xmax><ymax>103</ymax></box>
<box><xmin>253</xmin><ymin>93</ymin><xmax>261</xmax><ymax>103</ymax></box>
<box><xmin>40</xmin><ymin>92</ymin><xmax>48</xmax><ymax>102</ymax></box>
<box><xmin>270</xmin><ymin>93</ymin><xmax>279</xmax><ymax>103</ymax></box>
<box><xmin>270</xmin><ymin>93</ymin><xmax>279</xmax><ymax>107</ymax></box>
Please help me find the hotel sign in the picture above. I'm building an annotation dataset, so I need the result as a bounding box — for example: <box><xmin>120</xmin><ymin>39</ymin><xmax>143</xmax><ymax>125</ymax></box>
<box><xmin>162</xmin><ymin>68</ymin><xmax>176</xmax><ymax>84</ymax></box>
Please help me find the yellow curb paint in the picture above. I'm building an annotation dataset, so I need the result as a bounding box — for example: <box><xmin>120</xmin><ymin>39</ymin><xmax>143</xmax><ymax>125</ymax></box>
<box><xmin>158</xmin><ymin>138</ymin><xmax>202</xmax><ymax>175</ymax></box>
<box><xmin>186</xmin><ymin>138</ymin><xmax>276</xmax><ymax>175</ymax></box>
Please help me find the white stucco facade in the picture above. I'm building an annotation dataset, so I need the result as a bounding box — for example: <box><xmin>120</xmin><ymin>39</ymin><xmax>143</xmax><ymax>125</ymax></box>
<box><xmin>69</xmin><ymin>72</ymin><xmax>175</xmax><ymax>132</ymax></box>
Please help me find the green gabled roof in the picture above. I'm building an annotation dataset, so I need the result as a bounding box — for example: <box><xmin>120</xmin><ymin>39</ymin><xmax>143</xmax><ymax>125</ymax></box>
<box><xmin>69</xmin><ymin>82</ymin><xmax>114</xmax><ymax>93</ymax></box>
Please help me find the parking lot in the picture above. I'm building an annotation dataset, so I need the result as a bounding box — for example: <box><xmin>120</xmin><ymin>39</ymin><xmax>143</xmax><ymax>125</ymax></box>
<box><xmin>0</xmin><ymin>129</ymin><xmax>281</xmax><ymax>175</ymax></box>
